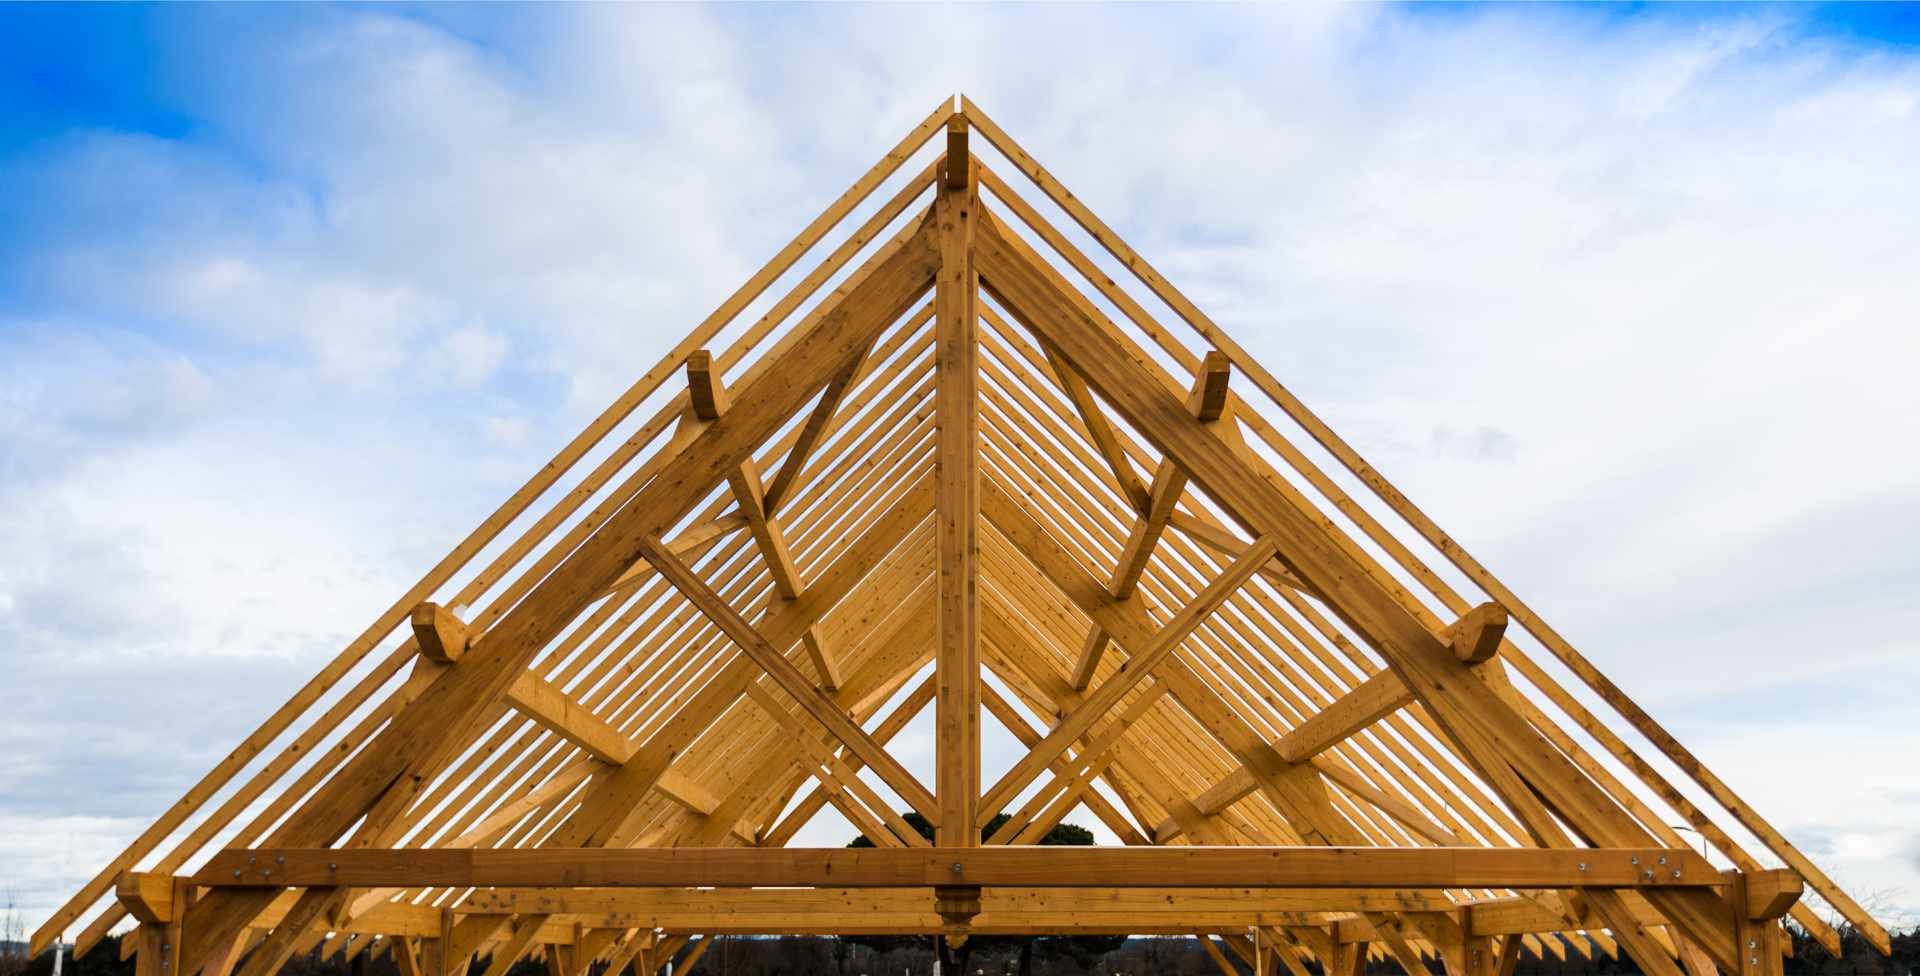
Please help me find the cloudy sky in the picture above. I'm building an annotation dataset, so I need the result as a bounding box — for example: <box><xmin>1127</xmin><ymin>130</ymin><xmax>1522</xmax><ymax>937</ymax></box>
<box><xmin>3</xmin><ymin>2</ymin><xmax>1917</xmax><ymax>938</ymax></box>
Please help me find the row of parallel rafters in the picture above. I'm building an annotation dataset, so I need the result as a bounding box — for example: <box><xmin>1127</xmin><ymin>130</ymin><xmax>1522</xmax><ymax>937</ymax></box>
<box><xmin>70</xmin><ymin>95</ymin><xmax>1879</xmax><ymax>976</ymax></box>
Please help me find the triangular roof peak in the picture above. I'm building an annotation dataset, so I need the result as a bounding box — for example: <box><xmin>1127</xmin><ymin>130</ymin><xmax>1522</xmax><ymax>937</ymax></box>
<box><xmin>44</xmin><ymin>98</ymin><xmax>1888</xmax><ymax>976</ymax></box>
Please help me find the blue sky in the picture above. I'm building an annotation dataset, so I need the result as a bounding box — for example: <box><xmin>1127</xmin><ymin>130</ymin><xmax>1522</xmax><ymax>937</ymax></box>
<box><xmin>3</xmin><ymin>1</ymin><xmax>1918</xmax><ymax>940</ymax></box>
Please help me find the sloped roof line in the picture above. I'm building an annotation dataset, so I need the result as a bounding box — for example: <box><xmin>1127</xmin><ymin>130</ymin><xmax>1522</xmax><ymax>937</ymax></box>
<box><xmin>40</xmin><ymin>96</ymin><xmax>1888</xmax><ymax>971</ymax></box>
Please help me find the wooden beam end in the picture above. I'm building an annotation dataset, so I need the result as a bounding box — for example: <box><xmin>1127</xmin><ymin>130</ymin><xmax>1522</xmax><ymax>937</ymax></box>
<box><xmin>1742</xmin><ymin>869</ymin><xmax>1805</xmax><ymax>921</ymax></box>
<box><xmin>1449</xmin><ymin>602</ymin><xmax>1509</xmax><ymax>665</ymax></box>
<box><xmin>685</xmin><ymin>349</ymin><xmax>727</xmax><ymax>421</ymax></box>
<box><xmin>411</xmin><ymin>602</ymin><xmax>469</xmax><ymax>665</ymax></box>
<box><xmin>1193</xmin><ymin>351</ymin><xmax>1232</xmax><ymax>423</ymax></box>
<box><xmin>114</xmin><ymin>871</ymin><xmax>174</xmax><ymax>925</ymax></box>
<box><xmin>944</xmin><ymin>116</ymin><xmax>970</xmax><ymax>191</ymax></box>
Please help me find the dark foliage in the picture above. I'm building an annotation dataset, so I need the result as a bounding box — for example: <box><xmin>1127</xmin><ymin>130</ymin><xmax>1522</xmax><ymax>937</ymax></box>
<box><xmin>846</xmin><ymin>815</ymin><xmax>1126</xmax><ymax>974</ymax></box>
<box><xmin>7</xmin><ymin>911</ymin><xmax>1914</xmax><ymax>976</ymax></box>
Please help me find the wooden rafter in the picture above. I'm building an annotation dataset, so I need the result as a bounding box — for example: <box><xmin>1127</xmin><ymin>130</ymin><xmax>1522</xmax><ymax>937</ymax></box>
<box><xmin>60</xmin><ymin>100</ymin><xmax>1878</xmax><ymax>976</ymax></box>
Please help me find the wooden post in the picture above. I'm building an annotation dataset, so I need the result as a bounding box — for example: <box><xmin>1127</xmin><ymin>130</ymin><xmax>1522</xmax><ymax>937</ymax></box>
<box><xmin>1461</xmin><ymin>911</ymin><xmax>1495</xmax><ymax>976</ymax></box>
<box><xmin>1729</xmin><ymin>870</ymin><xmax>1799</xmax><ymax>976</ymax></box>
<box><xmin>933</xmin><ymin>111</ymin><xmax>979</xmax><ymax>846</ymax></box>
<box><xmin>133</xmin><ymin>926</ymin><xmax>163</xmax><ymax>976</ymax></box>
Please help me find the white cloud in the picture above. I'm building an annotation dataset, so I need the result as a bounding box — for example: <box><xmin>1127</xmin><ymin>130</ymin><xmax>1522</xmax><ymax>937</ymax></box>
<box><xmin>481</xmin><ymin>414</ymin><xmax>530</xmax><ymax>447</ymax></box>
<box><xmin>435</xmin><ymin>325</ymin><xmax>511</xmax><ymax>387</ymax></box>
<box><xmin>3</xmin><ymin>2</ymin><xmax>1918</xmax><ymax>932</ymax></box>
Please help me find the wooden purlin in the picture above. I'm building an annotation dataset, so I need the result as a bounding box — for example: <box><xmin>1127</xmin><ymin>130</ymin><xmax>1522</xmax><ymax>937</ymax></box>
<box><xmin>72</xmin><ymin>100</ymin><xmax>1879</xmax><ymax>976</ymax></box>
<box><xmin>341</xmin><ymin>274</ymin><xmax>948</xmax><ymax>883</ymax></box>
<box><xmin>960</xmin><ymin>184</ymin><xmax>1797</xmax><ymax>952</ymax></box>
<box><xmin>983</xmin><ymin>313</ymin><xmax>1536</xmax><ymax>860</ymax></box>
<box><xmin>964</xmin><ymin>98</ymin><xmax>1867</xmax><ymax>953</ymax></box>
<box><xmin>177</xmin><ymin>200</ymin><xmax>944</xmax><ymax>975</ymax></box>
<box><xmin>973</xmin><ymin>208</ymin><xmax>1760</xmax><ymax>975</ymax></box>
<box><xmin>43</xmin><ymin>99</ymin><xmax>960</xmax><ymax>959</ymax></box>
<box><xmin>975</xmin><ymin>316</ymin><xmax>1518</xmax><ymax>863</ymax></box>
<box><xmin>387</xmin><ymin>230</ymin><xmax>944</xmax><ymax>853</ymax></box>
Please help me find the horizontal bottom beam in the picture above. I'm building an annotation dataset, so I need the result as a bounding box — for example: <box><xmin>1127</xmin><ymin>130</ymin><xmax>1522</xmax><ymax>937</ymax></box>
<box><xmin>462</xmin><ymin>885</ymin><xmax>1458</xmax><ymax>916</ymax></box>
<box><xmin>204</xmin><ymin>889</ymin><xmax>1679</xmax><ymax>942</ymax></box>
<box><xmin>196</xmin><ymin>846</ymin><xmax>1718</xmax><ymax>890</ymax></box>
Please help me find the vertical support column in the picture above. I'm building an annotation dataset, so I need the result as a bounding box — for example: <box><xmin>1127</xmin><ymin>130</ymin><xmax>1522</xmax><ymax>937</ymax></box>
<box><xmin>1461</xmin><ymin>919</ymin><xmax>1495</xmax><ymax>976</ymax></box>
<box><xmin>164</xmin><ymin>878</ymin><xmax>189</xmax><ymax>976</ymax></box>
<box><xmin>933</xmin><ymin>109</ymin><xmax>980</xmax><ymax>848</ymax></box>
<box><xmin>1729</xmin><ymin>870</ymin><xmax>1797</xmax><ymax>976</ymax></box>
<box><xmin>1495</xmin><ymin>936</ymin><xmax>1524</xmax><ymax>976</ymax></box>
<box><xmin>134</xmin><ymin>926</ymin><xmax>164</xmax><ymax>976</ymax></box>
<box><xmin>435</xmin><ymin>908</ymin><xmax>454</xmax><ymax>976</ymax></box>
<box><xmin>1337</xmin><ymin>940</ymin><xmax>1373</xmax><ymax>976</ymax></box>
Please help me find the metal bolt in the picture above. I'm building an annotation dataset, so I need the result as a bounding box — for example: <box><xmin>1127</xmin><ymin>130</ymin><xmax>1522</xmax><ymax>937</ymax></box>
<box><xmin>1577</xmin><ymin>863</ymin><xmax>1587</xmax><ymax>872</ymax></box>
<box><xmin>276</xmin><ymin>855</ymin><xmax>285</xmax><ymax>865</ymax></box>
<box><xmin>247</xmin><ymin>854</ymin><xmax>257</xmax><ymax>865</ymax></box>
<box><xmin>1672</xmin><ymin>870</ymin><xmax>1681</xmax><ymax>879</ymax></box>
<box><xmin>1644</xmin><ymin>870</ymin><xmax>1654</xmax><ymax>880</ymax></box>
<box><xmin>329</xmin><ymin>863</ymin><xmax>338</xmax><ymax>871</ymax></box>
<box><xmin>950</xmin><ymin>862</ymin><xmax>962</xmax><ymax>874</ymax></box>
<box><xmin>262</xmin><ymin>870</ymin><xmax>272</xmax><ymax>879</ymax></box>
<box><xmin>1630</xmin><ymin>856</ymin><xmax>1639</xmax><ymax>865</ymax></box>
<box><xmin>1658</xmin><ymin>856</ymin><xmax>1667</xmax><ymax>865</ymax></box>
<box><xmin>1748</xmin><ymin>941</ymin><xmax>1757</xmax><ymax>949</ymax></box>
<box><xmin>233</xmin><ymin>870</ymin><xmax>242</xmax><ymax>879</ymax></box>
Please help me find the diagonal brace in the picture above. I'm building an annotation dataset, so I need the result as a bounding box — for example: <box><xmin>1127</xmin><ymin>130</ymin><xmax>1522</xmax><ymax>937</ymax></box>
<box><xmin>638</xmin><ymin>533</ymin><xmax>939</xmax><ymax>822</ymax></box>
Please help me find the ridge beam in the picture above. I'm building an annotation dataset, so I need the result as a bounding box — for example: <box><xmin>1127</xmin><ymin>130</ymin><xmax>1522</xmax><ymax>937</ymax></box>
<box><xmin>638</xmin><ymin>533</ymin><xmax>940</xmax><ymax>823</ymax></box>
<box><xmin>685</xmin><ymin>350</ymin><xmax>805</xmax><ymax>601</ymax></box>
<box><xmin>1070</xmin><ymin>351</ymin><xmax>1232</xmax><ymax>691</ymax></box>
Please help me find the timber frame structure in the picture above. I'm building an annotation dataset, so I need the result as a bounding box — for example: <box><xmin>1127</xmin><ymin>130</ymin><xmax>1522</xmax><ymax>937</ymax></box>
<box><xmin>44</xmin><ymin>97</ymin><xmax>1891</xmax><ymax>976</ymax></box>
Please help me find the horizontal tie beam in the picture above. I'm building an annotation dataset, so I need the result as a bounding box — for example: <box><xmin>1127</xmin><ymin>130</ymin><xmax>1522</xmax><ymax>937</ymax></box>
<box><xmin>195</xmin><ymin>846</ymin><xmax>1721</xmax><ymax>890</ymax></box>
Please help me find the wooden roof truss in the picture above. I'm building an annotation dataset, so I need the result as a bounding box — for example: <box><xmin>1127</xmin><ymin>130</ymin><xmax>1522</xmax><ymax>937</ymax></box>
<box><xmin>41</xmin><ymin>97</ymin><xmax>1891</xmax><ymax>976</ymax></box>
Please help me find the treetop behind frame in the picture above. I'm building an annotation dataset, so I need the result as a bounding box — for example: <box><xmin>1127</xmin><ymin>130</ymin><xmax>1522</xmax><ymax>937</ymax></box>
<box><xmin>46</xmin><ymin>95</ymin><xmax>1891</xmax><ymax>976</ymax></box>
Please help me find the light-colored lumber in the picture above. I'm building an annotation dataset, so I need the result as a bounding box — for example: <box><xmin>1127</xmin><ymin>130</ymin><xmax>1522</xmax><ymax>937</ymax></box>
<box><xmin>52</xmin><ymin>101</ymin><xmax>1888</xmax><ymax>967</ymax></box>
<box><xmin>933</xmin><ymin>144</ymin><xmax>981</xmax><ymax>846</ymax></box>
<box><xmin>969</xmin><ymin>95</ymin><xmax>1879</xmax><ymax>953</ymax></box>
<box><xmin>637</xmin><ymin>534</ymin><xmax>939</xmax><ymax>821</ymax></box>
<box><xmin>199</xmin><ymin>846</ymin><xmax>1717</xmax><ymax>889</ymax></box>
